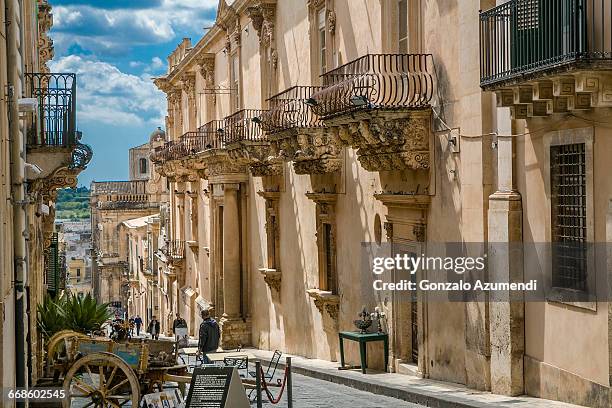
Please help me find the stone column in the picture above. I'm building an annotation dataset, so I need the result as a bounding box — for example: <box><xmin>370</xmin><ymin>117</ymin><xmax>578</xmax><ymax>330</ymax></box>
<box><xmin>219</xmin><ymin>183</ymin><xmax>250</xmax><ymax>349</ymax></box>
<box><xmin>222</xmin><ymin>183</ymin><xmax>240</xmax><ymax>318</ymax></box>
<box><xmin>488</xmin><ymin>129</ymin><xmax>524</xmax><ymax>396</ymax></box>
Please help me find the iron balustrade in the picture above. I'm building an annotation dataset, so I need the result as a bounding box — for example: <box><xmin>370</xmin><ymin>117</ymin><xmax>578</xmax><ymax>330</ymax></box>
<box><xmin>480</xmin><ymin>0</ymin><xmax>612</xmax><ymax>88</ymax></box>
<box><xmin>150</xmin><ymin>120</ymin><xmax>227</xmax><ymax>163</ymax></box>
<box><xmin>223</xmin><ymin>109</ymin><xmax>267</xmax><ymax>144</ymax></box>
<box><xmin>26</xmin><ymin>73</ymin><xmax>78</xmax><ymax>147</ymax></box>
<box><xmin>309</xmin><ymin>54</ymin><xmax>434</xmax><ymax>118</ymax></box>
<box><xmin>259</xmin><ymin>86</ymin><xmax>324</xmax><ymax>134</ymax></box>
<box><xmin>91</xmin><ymin>180</ymin><xmax>148</xmax><ymax>195</ymax></box>
<box><xmin>164</xmin><ymin>240</ymin><xmax>185</xmax><ymax>259</ymax></box>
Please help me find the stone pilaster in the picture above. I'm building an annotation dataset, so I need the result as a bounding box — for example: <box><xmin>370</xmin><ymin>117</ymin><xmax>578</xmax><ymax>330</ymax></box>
<box><xmin>488</xmin><ymin>134</ymin><xmax>524</xmax><ymax>396</ymax></box>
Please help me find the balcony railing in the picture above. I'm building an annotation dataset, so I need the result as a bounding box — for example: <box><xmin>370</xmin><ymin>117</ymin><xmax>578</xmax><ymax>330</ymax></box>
<box><xmin>260</xmin><ymin>86</ymin><xmax>324</xmax><ymax>134</ymax></box>
<box><xmin>223</xmin><ymin>109</ymin><xmax>266</xmax><ymax>144</ymax></box>
<box><xmin>91</xmin><ymin>180</ymin><xmax>148</xmax><ymax>195</ymax></box>
<box><xmin>163</xmin><ymin>240</ymin><xmax>185</xmax><ymax>260</ymax></box>
<box><xmin>480</xmin><ymin>0</ymin><xmax>612</xmax><ymax>88</ymax></box>
<box><xmin>26</xmin><ymin>73</ymin><xmax>78</xmax><ymax>147</ymax></box>
<box><xmin>309</xmin><ymin>54</ymin><xmax>434</xmax><ymax>118</ymax></box>
<box><xmin>150</xmin><ymin>120</ymin><xmax>226</xmax><ymax>163</ymax></box>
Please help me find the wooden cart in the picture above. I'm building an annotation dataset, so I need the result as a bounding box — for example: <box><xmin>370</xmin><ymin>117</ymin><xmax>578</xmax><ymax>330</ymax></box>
<box><xmin>49</xmin><ymin>335</ymin><xmax>190</xmax><ymax>408</ymax></box>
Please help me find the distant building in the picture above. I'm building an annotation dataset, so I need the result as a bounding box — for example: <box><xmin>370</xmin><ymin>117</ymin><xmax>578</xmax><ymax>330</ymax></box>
<box><xmin>90</xmin><ymin>128</ymin><xmax>167</xmax><ymax>318</ymax></box>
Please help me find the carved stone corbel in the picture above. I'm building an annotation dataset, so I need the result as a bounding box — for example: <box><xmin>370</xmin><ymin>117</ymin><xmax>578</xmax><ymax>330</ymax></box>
<box><xmin>329</xmin><ymin>110</ymin><xmax>431</xmax><ymax>172</ymax></box>
<box><xmin>292</xmin><ymin>128</ymin><xmax>343</xmax><ymax>174</ymax></box>
<box><xmin>37</xmin><ymin>0</ymin><xmax>54</xmax><ymax>73</ymax></box>
<box><xmin>181</xmin><ymin>73</ymin><xmax>197</xmax><ymax>107</ymax></box>
<box><xmin>227</xmin><ymin>142</ymin><xmax>283</xmax><ymax>177</ymax></box>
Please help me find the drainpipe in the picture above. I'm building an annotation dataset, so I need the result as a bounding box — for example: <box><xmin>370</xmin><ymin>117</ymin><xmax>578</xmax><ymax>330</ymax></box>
<box><xmin>7</xmin><ymin>0</ymin><xmax>29</xmax><ymax>399</ymax></box>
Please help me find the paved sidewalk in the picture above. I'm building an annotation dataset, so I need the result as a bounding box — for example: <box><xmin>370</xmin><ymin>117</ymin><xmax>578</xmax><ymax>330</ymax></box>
<box><xmin>249</xmin><ymin>349</ymin><xmax>586</xmax><ymax>408</ymax></box>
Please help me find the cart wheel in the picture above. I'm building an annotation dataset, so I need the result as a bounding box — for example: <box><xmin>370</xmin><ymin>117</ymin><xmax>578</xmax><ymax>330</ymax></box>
<box><xmin>62</xmin><ymin>352</ymin><xmax>140</xmax><ymax>408</ymax></box>
<box><xmin>46</xmin><ymin>330</ymin><xmax>88</xmax><ymax>378</ymax></box>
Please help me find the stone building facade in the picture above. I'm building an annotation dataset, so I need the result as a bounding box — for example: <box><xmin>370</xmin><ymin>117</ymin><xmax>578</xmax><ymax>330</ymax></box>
<box><xmin>145</xmin><ymin>0</ymin><xmax>612</xmax><ymax>406</ymax></box>
<box><xmin>91</xmin><ymin>131</ymin><xmax>167</xmax><ymax>318</ymax></box>
<box><xmin>0</xmin><ymin>0</ymin><xmax>91</xmax><ymax>398</ymax></box>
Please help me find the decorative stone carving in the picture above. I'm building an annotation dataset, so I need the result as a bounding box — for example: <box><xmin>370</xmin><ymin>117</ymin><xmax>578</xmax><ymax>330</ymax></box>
<box><xmin>181</xmin><ymin>73</ymin><xmax>197</xmax><ymax>106</ymax></box>
<box><xmin>332</xmin><ymin>112</ymin><xmax>431</xmax><ymax>172</ymax></box>
<box><xmin>327</xmin><ymin>10</ymin><xmax>336</xmax><ymax>34</ymax></box>
<box><xmin>493</xmin><ymin>72</ymin><xmax>612</xmax><ymax>119</ymax></box>
<box><xmin>247</xmin><ymin>2</ymin><xmax>277</xmax><ymax>48</ymax></box>
<box><xmin>198</xmin><ymin>54</ymin><xmax>216</xmax><ymax>105</ymax></box>
<box><xmin>227</xmin><ymin>142</ymin><xmax>283</xmax><ymax>176</ymax></box>
<box><xmin>37</xmin><ymin>0</ymin><xmax>54</xmax><ymax>73</ymax></box>
<box><xmin>413</xmin><ymin>224</ymin><xmax>426</xmax><ymax>242</ymax></box>
<box><xmin>259</xmin><ymin>268</ymin><xmax>281</xmax><ymax>293</ymax></box>
<box><xmin>291</xmin><ymin>129</ymin><xmax>343</xmax><ymax>174</ymax></box>
<box><xmin>307</xmin><ymin>289</ymin><xmax>340</xmax><ymax>322</ymax></box>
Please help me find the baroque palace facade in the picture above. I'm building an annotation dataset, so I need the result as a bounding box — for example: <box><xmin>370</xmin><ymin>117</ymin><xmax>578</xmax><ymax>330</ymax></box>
<box><xmin>0</xmin><ymin>0</ymin><xmax>91</xmax><ymax>401</ymax></box>
<box><xmin>94</xmin><ymin>0</ymin><xmax>612</xmax><ymax>406</ymax></box>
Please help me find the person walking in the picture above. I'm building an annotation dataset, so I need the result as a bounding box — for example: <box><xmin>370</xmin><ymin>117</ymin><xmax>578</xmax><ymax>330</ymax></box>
<box><xmin>134</xmin><ymin>315</ymin><xmax>142</xmax><ymax>336</ymax></box>
<box><xmin>172</xmin><ymin>313</ymin><xmax>187</xmax><ymax>335</ymax></box>
<box><xmin>197</xmin><ymin>309</ymin><xmax>220</xmax><ymax>364</ymax></box>
<box><xmin>148</xmin><ymin>315</ymin><xmax>160</xmax><ymax>340</ymax></box>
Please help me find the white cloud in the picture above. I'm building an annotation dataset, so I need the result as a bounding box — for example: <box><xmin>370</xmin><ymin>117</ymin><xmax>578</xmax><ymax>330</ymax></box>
<box><xmin>51</xmin><ymin>2</ymin><xmax>216</xmax><ymax>55</ymax></box>
<box><xmin>48</xmin><ymin>55</ymin><xmax>166</xmax><ymax>127</ymax></box>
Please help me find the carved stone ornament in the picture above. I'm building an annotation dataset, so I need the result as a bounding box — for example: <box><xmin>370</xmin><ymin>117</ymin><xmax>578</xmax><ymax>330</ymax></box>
<box><xmin>38</xmin><ymin>0</ymin><xmax>54</xmax><ymax>73</ymax></box>
<box><xmin>259</xmin><ymin>268</ymin><xmax>281</xmax><ymax>293</ymax></box>
<box><xmin>205</xmin><ymin>153</ymin><xmax>249</xmax><ymax>178</ymax></box>
<box><xmin>327</xmin><ymin>10</ymin><xmax>336</xmax><ymax>34</ymax></box>
<box><xmin>292</xmin><ymin>128</ymin><xmax>343</xmax><ymax>174</ymax></box>
<box><xmin>331</xmin><ymin>111</ymin><xmax>431</xmax><ymax>172</ymax></box>
<box><xmin>198</xmin><ymin>55</ymin><xmax>216</xmax><ymax>105</ymax></box>
<box><xmin>226</xmin><ymin>142</ymin><xmax>283</xmax><ymax>177</ymax></box>
<box><xmin>307</xmin><ymin>289</ymin><xmax>339</xmax><ymax>322</ymax></box>
<box><xmin>181</xmin><ymin>73</ymin><xmax>197</xmax><ymax>104</ymax></box>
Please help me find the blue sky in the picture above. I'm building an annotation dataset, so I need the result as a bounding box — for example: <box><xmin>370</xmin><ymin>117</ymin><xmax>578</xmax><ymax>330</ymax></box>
<box><xmin>48</xmin><ymin>0</ymin><xmax>218</xmax><ymax>187</ymax></box>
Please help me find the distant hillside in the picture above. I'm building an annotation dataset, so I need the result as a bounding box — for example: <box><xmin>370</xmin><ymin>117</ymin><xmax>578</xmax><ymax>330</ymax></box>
<box><xmin>56</xmin><ymin>187</ymin><xmax>90</xmax><ymax>220</ymax></box>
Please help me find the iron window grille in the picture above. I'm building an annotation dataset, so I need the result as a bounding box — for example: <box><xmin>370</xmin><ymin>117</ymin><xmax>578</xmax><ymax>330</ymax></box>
<box><xmin>550</xmin><ymin>142</ymin><xmax>587</xmax><ymax>291</ymax></box>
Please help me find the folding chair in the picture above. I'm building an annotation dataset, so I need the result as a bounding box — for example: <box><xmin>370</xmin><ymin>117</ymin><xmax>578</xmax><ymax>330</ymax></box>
<box><xmin>223</xmin><ymin>355</ymin><xmax>249</xmax><ymax>378</ymax></box>
<box><xmin>249</xmin><ymin>350</ymin><xmax>282</xmax><ymax>381</ymax></box>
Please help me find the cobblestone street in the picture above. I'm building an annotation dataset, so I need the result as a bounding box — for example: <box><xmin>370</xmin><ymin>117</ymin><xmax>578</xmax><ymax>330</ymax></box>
<box><xmin>255</xmin><ymin>372</ymin><xmax>424</xmax><ymax>407</ymax></box>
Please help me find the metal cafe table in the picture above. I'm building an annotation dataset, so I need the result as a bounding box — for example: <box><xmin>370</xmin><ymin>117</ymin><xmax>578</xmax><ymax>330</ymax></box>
<box><xmin>338</xmin><ymin>331</ymin><xmax>389</xmax><ymax>374</ymax></box>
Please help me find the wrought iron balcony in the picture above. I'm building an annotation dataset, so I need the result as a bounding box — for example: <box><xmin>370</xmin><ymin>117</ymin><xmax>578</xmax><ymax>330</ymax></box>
<box><xmin>259</xmin><ymin>86</ymin><xmax>324</xmax><ymax>134</ymax></box>
<box><xmin>91</xmin><ymin>180</ymin><xmax>147</xmax><ymax>195</ymax></box>
<box><xmin>309</xmin><ymin>54</ymin><xmax>434</xmax><ymax>118</ymax></box>
<box><xmin>26</xmin><ymin>73</ymin><xmax>78</xmax><ymax>147</ymax></box>
<box><xmin>223</xmin><ymin>109</ymin><xmax>266</xmax><ymax>144</ymax></box>
<box><xmin>150</xmin><ymin>120</ymin><xmax>226</xmax><ymax>164</ymax></box>
<box><xmin>480</xmin><ymin>0</ymin><xmax>612</xmax><ymax>89</ymax></box>
<box><xmin>163</xmin><ymin>240</ymin><xmax>185</xmax><ymax>260</ymax></box>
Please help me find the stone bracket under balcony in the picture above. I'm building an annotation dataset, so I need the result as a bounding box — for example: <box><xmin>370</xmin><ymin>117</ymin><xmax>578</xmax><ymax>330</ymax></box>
<box><xmin>325</xmin><ymin>109</ymin><xmax>431</xmax><ymax>172</ymax></box>
<box><xmin>226</xmin><ymin>141</ymin><xmax>284</xmax><ymax>177</ymax></box>
<box><xmin>307</xmin><ymin>289</ymin><xmax>339</xmax><ymax>323</ymax></box>
<box><xmin>259</xmin><ymin>268</ymin><xmax>281</xmax><ymax>294</ymax></box>
<box><xmin>268</xmin><ymin>128</ymin><xmax>343</xmax><ymax>175</ymax></box>
<box><xmin>495</xmin><ymin>72</ymin><xmax>612</xmax><ymax>120</ymax></box>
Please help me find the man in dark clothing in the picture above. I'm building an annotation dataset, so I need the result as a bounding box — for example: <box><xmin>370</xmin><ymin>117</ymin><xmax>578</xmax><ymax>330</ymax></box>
<box><xmin>148</xmin><ymin>316</ymin><xmax>160</xmax><ymax>340</ymax></box>
<box><xmin>134</xmin><ymin>315</ymin><xmax>143</xmax><ymax>336</ymax></box>
<box><xmin>197</xmin><ymin>309</ymin><xmax>220</xmax><ymax>363</ymax></box>
<box><xmin>172</xmin><ymin>313</ymin><xmax>187</xmax><ymax>335</ymax></box>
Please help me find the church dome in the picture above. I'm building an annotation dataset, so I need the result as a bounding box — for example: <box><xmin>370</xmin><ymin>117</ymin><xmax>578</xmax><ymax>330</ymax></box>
<box><xmin>149</xmin><ymin>127</ymin><xmax>166</xmax><ymax>143</ymax></box>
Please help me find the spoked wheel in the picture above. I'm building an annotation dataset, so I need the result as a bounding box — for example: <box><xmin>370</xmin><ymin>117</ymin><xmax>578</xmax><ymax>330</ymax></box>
<box><xmin>62</xmin><ymin>352</ymin><xmax>140</xmax><ymax>408</ymax></box>
<box><xmin>46</xmin><ymin>330</ymin><xmax>88</xmax><ymax>378</ymax></box>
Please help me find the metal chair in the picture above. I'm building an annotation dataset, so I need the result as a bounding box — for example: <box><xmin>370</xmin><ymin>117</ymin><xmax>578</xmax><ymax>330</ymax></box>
<box><xmin>223</xmin><ymin>355</ymin><xmax>249</xmax><ymax>378</ymax></box>
<box><xmin>249</xmin><ymin>350</ymin><xmax>282</xmax><ymax>381</ymax></box>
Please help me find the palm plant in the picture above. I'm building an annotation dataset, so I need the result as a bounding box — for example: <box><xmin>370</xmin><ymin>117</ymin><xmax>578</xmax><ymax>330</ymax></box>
<box><xmin>37</xmin><ymin>293</ymin><xmax>111</xmax><ymax>338</ymax></box>
<box><xmin>63</xmin><ymin>293</ymin><xmax>111</xmax><ymax>333</ymax></box>
<box><xmin>37</xmin><ymin>294</ymin><xmax>68</xmax><ymax>338</ymax></box>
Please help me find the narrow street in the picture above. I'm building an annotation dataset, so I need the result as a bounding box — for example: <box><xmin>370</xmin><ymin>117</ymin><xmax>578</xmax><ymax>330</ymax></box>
<box><xmin>256</xmin><ymin>372</ymin><xmax>424</xmax><ymax>407</ymax></box>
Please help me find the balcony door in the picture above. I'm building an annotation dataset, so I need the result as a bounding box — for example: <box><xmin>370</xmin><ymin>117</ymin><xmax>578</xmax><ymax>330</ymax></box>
<box><xmin>511</xmin><ymin>0</ymin><xmax>581</xmax><ymax>69</ymax></box>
